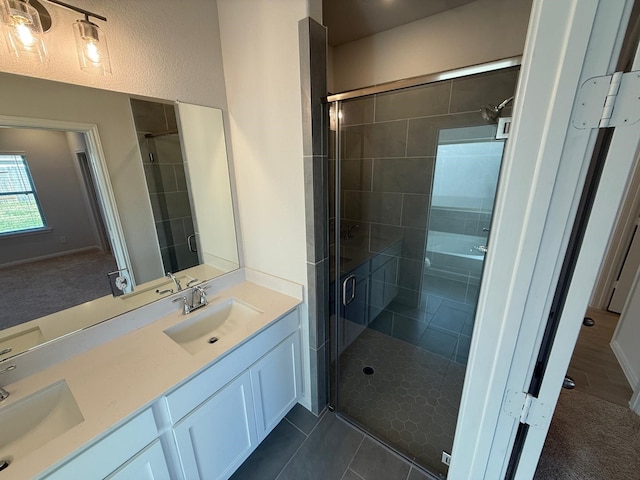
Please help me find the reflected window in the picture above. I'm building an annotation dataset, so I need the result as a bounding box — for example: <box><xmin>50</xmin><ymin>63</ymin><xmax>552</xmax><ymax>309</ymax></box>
<box><xmin>0</xmin><ymin>154</ymin><xmax>46</xmax><ymax>235</ymax></box>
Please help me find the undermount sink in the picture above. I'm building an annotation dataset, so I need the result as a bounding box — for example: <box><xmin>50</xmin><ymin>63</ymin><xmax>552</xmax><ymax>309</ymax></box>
<box><xmin>0</xmin><ymin>380</ymin><xmax>83</xmax><ymax>464</ymax></box>
<box><xmin>164</xmin><ymin>298</ymin><xmax>263</xmax><ymax>355</ymax></box>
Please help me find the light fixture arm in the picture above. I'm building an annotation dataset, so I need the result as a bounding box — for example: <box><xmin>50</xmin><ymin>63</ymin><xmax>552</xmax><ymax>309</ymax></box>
<box><xmin>42</xmin><ymin>0</ymin><xmax>106</xmax><ymax>22</ymax></box>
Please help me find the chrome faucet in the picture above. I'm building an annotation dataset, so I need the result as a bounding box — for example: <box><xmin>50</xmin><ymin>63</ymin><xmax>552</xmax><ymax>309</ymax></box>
<box><xmin>166</xmin><ymin>272</ymin><xmax>183</xmax><ymax>292</ymax></box>
<box><xmin>173</xmin><ymin>285</ymin><xmax>209</xmax><ymax>315</ymax></box>
<box><xmin>0</xmin><ymin>364</ymin><xmax>16</xmax><ymax>401</ymax></box>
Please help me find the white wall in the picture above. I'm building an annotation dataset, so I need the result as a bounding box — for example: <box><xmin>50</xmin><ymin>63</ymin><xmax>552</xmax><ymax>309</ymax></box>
<box><xmin>0</xmin><ymin>0</ymin><xmax>227</xmax><ymax>107</ymax></box>
<box><xmin>217</xmin><ymin>0</ymin><xmax>318</xmax><ymax>408</ymax></box>
<box><xmin>612</xmin><ymin>268</ymin><xmax>640</xmax><ymax>391</ymax></box>
<box><xmin>217</xmin><ymin>0</ymin><xmax>308</xmax><ymax>286</ymax></box>
<box><xmin>331</xmin><ymin>0</ymin><xmax>533</xmax><ymax>92</ymax></box>
<box><xmin>0</xmin><ymin>129</ymin><xmax>98</xmax><ymax>264</ymax></box>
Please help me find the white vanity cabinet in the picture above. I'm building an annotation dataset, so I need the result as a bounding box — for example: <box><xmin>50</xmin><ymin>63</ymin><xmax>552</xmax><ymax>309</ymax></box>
<box><xmin>38</xmin><ymin>307</ymin><xmax>301</xmax><ymax>480</ymax></box>
<box><xmin>106</xmin><ymin>440</ymin><xmax>170</xmax><ymax>480</ymax></box>
<box><xmin>172</xmin><ymin>371</ymin><xmax>258</xmax><ymax>480</ymax></box>
<box><xmin>165</xmin><ymin>308</ymin><xmax>302</xmax><ymax>480</ymax></box>
<box><xmin>41</xmin><ymin>409</ymin><xmax>167</xmax><ymax>480</ymax></box>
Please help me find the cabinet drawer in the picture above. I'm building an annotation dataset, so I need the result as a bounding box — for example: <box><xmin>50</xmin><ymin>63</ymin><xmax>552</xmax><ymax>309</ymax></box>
<box><xmin>165</xmin><ymin>309</ymin><xmax>299</xmax><ymax>422</ymax></box>
<box><xmin>42</xmin><ymin>408</ymin><xmax>158</xmax><ymax>480</ymax></box>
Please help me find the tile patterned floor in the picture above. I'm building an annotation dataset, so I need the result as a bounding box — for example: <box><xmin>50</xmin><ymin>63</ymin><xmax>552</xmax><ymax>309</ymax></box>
<box><xmin>338</xmin><ymin>328</ymin><xmax>464</xmax><ymax>476</ymax></box>
<box><xmin>231</xmin><ymin>404</ymin><xmax>435</xmax><ymax>480</ymax></box>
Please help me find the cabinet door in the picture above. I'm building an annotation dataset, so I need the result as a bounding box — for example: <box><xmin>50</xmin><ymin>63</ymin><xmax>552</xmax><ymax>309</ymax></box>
<box><xmin>107</xmin><ymin>440</ymin><xmax>170</xmax><ymax>480</ymax></box>
<box><xmin>250</xmin><ymin>331</ymin><xmax>301</xmax><ymax>440</ymax></box>
<box><xmin>173</xmin><ymin>371</ymin><xmax>257</xmax><ymax>480</ymax></box>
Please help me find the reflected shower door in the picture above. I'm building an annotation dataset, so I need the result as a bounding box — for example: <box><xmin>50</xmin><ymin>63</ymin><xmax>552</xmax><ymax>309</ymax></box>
<box><xmin>330</xmin><ymin>67</ymin><xmax>517</xmax><ymax>477</ymax></box>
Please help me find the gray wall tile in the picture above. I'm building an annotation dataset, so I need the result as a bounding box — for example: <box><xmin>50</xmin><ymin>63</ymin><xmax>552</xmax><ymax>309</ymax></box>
<box><xmin>406</xmin><ymin>112</ymin><xmax>484</xmax><ymax>157</ymax></box>
<box><xmin>402</xmin><ymin>194</ymin><xmax>430</xmax><ymax>229</ymax></box>
<box><xmin>342</xmin><ymin>96</ymin><xmax>375</xmax><ymax>125</ymax></box>
<box><xmin>372</xmin><ymin>157</ymin><xmax>434</xmax><ymax>194</ymax></box>
<box><xmin>344</xmin><ymin>191</ymin><xmax>403</xmax><ymax>225</ymax></box>
<box><xmin>342</xmin><ymin>158</ymin><xmax>373</xmax><ymax>191</ymax></box>
<box><xmin>307</xmin><ymin>259</ymin><xmax>328</xmax><ymax>349</ymax></box>
<box><xmin>304</xmin><ymin>155</ymin><xmax>328</xmax><ymax>263</ymax></box>
<box><xmin>375</xmin><ymin>81</ymin><xmax>451</xmax><ymax>122</ymax></box>
<box><xmin>402</xmin><ymin>227</ymin><xmax>427</xmax><ymax>261</ymax></box>
<box><xmin>310</xmin><ymin>344</ymin><xmax>329</xmax><ymax>415</ymax></box>
<box><xmin>450</xmin><ymin>67</ymin><xmax>519</xmax><ymax>114</ymax></box>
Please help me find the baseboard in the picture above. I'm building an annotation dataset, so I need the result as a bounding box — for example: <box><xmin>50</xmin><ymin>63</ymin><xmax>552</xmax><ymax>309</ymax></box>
<box><xmin>610</xmin><ymin>339</ymin><xmax>639</xmax><ymax>387</ymax></box>
<box><xmin>0</xmin><ymin>246</ymin><xmax>103</xmax><ymax>269</ymax></box>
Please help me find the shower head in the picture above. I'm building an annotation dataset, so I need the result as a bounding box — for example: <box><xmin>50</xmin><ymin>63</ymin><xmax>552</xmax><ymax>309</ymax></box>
<box><xmin>480</xmin><ymin>96</ymin><xmax>514</xmax><ymax>122</ymax></box>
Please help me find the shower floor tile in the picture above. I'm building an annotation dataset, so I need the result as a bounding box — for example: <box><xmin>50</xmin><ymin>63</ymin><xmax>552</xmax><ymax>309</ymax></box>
<box><xmin>338</xmin><ymin>328</ymin><xmax>464</xmax><ymax>476</ymax></box>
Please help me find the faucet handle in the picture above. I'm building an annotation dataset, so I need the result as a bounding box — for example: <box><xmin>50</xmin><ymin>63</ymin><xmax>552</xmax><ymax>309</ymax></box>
<box><xmin>172</xmin><ymin>295</ymin><xmax>190</xmax><ymax>315</ymax></box>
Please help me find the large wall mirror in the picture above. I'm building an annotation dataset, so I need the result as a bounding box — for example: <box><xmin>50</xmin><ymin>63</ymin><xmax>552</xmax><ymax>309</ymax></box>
<box><xmin>0</xmin><ymin>72</ymin><xmax>239</xmax><ymax>361</ymax></box>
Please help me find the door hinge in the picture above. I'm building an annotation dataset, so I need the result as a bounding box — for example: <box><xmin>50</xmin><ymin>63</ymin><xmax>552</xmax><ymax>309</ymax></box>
<box><xmin>441</xmin><ymin>451</ymin><xmax>451</xmax><ymax>466</ymax></box>
<box><xmin>503</xmin><ymin>390</ymin><xmax>551</xmax><ymax>429</ymax></box>
<box><xmin>573</xmin><ymin>70</ymin><xmax>640</xmax><ymax>129</ymax></box>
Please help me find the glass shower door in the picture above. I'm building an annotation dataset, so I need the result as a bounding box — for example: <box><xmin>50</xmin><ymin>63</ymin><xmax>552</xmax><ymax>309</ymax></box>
<box><xmin>330</xmin><ymin>67</ymin><xmax>518</xmax><ymax>477</ymax></box>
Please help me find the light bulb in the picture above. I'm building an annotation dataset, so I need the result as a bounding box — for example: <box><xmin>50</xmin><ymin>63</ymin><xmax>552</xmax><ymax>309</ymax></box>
<box><xmin>15</xmin><ymin>21</ymin><xmax>35</xmax><ymax>47</ymax></box>
<box><xmin>85</xmin><ymin>41</ymin><xmax>101</xmax><ymax>63</ymax></box>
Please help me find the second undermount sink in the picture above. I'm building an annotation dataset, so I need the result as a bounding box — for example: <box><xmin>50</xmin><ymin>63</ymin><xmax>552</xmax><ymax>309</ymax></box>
<box><xmin>0</xmin><ymin>380</ymin><xmax>83</xmax><ymax>464</ymax></box>
<box><xmin>164</xmin><ymin>298</ymin><xmax>263</xmax><ymax>355</ymax></box>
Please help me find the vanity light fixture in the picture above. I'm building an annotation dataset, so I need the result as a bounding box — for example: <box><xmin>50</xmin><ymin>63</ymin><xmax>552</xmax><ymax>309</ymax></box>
<box><xmin>1</xmin><ymin>0</ymin><xmax>49</xmax><ymax>62</ymax></box>
<box><xmin>1</xmin><ymin>0</ymin><xmax>111</xmax><ymax>74</ymax></box>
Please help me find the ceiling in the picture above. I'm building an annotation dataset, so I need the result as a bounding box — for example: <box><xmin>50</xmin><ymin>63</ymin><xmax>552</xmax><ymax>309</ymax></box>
<box><xmin>324</xmin><ymin>0</ymin><xmax>480</xmax><ymax>46</ymax></box>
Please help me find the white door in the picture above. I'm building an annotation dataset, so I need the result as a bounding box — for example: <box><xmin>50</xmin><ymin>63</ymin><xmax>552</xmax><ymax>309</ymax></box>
<box><xmin>609</xmin><ymin>217</ymin><xmax>640</xmax><ymax>312</ymax></box>
<box><xmin>447</xmin><ymin>0</ymin><xmax>639</xmax><ymax>478</ymax></box>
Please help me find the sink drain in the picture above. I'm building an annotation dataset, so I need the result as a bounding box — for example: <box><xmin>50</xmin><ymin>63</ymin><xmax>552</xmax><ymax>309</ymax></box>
<box><xmin>0</xmin><ymin>459</ymin><xmax>10</xmax><ymax>472</ymax></box>
<box><xmin>362</xmin><ymin>366</ymin><xmax>375</xmax><ymax>376</ymax></box>
<box><xmin>208</xmin><ymin>337</ymin><xmax>219</xmax><ymax>344</ymax></box>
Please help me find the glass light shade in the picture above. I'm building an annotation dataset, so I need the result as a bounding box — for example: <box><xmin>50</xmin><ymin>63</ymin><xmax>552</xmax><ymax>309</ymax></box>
<box><xmin>2</xmin><ymin>0</ymin><xmax>48</xmax><ymax>61</ymax></box>
<box><xmin>73</xmin><ymin>19</ymin><xmax>111</xmax><ymax>75</ymax></box>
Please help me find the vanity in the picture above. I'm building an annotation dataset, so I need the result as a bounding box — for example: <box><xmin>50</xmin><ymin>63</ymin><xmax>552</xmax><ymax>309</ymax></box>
<box><xmin>0</xmin><ymin>269</ymin><xmax>303</xmax><ymax>480</ymax></box>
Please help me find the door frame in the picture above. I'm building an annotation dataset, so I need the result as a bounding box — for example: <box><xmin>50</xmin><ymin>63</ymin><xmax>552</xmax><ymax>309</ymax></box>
<box><xmin>448</xmin><ymin>0</ymin><xmax>636</xmax><ymax>478</ymax></box>
<box><xmin>0</xmin><ymin>115</ymin><xmax>134</xmax><ymax>286</ymax></box>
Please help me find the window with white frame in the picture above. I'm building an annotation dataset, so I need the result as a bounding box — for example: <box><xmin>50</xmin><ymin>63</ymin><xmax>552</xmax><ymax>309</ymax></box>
<box><xmin>0</xmin><ymin>154</ymin><xmax>46</xmax><ymax>235</ymax></box>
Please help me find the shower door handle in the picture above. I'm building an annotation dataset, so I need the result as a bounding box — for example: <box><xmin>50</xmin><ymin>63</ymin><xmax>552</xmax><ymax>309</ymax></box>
<box><xmin>187</xmin><ymin>234</ymin><xmax>197</xmax><ymax>253</ymax></box>
<box><xmin>342</xmin><ymin>275</ymin><xmax>356</xmax><ymax>306</ymax></box>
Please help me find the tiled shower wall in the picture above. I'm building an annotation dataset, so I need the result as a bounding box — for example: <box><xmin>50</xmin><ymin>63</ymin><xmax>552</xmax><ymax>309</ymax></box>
<box><xmin>299</xmin><ymin>18</ymin><xmax>329</xmax><ymax>414</ymax></box>
<box><xmin>336</xmin><ymin>67</ymin><xmax>519</xmax><ymax>307</ymax></box>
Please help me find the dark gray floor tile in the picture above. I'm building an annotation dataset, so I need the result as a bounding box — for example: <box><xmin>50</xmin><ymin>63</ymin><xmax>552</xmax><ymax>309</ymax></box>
<box><xmin>392</xmin><ymin>314</ymin><xmax>428</xmax><ymax>345</ymax></box>
<box><xmin>418</xmin><ymin>327</ymin><xmax>458</xmax><ymax>360</ymax></box>
<box><xmin>277</xmin><ymin>414</ymin><xmax>364</xmax><ymax>480</ymax></box>
<box><xmin>285</xmin><ymin>403</ymin><xmax>322</xmax><ymax>435</ymax></box>
<box><xmin>231</xmin><ymin>419</ymin><xmax>305</xmax><ymax>480</ymax></box>
<box><xmin>408</xmin><ymin>466</ymin><xmax>436</xmax><ymax>480</ymax></box>
<box><xmin>369</xmin><ymin>310</ymin><xmax>393</xmax><ymax>335</ymax></box>
<box><xmin>430</xmin><ymin>305</ymin><xmax>471</xmax><ymax>334</ymax></box>
<box><xmin>342</xmin><ymin>469</ymin><xmax>365</xmax><ymax>480</ymax></box>
<box><xmin>349</xmin><ymin>437</ymin><xmax>411</xmax><ymax>480</ymax></box>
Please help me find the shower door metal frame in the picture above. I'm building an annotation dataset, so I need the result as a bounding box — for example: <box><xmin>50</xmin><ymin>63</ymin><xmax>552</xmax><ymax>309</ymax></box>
<box><xmin>329</xmin><ymin>56</ymin><xmax>523</xmax><ymax>478</ymax></box>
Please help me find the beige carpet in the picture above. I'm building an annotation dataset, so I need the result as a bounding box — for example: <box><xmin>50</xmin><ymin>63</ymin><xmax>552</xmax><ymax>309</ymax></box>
<box><xmin>0</xmin><ymin>250</ymin><xmax>117</xmax><ymax>329</ymax></box>
<box><xmin>534</xmin><ymin>389</ymin><xmax>640</xmax><ymax>480</ymax></box>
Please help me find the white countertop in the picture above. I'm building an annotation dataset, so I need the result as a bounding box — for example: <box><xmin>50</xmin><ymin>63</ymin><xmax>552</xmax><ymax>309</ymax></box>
<box><xmin>0</xmin><ymin>278</ymin><xmax>301</xmax><ymax>479</ymax></box>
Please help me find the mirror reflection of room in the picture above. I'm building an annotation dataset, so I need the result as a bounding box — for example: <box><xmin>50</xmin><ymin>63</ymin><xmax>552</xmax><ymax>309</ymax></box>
<box><xmin>0</xmin><ymin>72</ymin><xmax>240</xmax><ymax>361</ymax></box>
<box><xmin>0</xmin><ymin>127</ymin><xmax>117</xmax><ymax>329</ymax></box>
